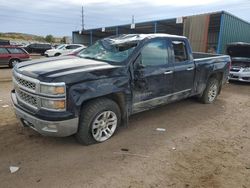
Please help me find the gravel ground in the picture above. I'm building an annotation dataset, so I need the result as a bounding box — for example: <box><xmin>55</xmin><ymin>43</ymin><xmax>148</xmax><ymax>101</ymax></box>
<box><xmin>0</xmin><ymin>75</ymin><xmax>249</xmax><ymax>188</ymax></box>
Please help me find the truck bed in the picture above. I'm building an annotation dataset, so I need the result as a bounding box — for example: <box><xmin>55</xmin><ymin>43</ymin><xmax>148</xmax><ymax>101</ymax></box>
<box><xmin>193</xmin><ymin>52</ymin><xmax>230</xmax><ymax>60</ymax></box>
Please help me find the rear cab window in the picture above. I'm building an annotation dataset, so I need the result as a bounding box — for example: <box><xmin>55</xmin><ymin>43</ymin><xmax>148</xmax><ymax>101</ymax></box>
<box><xmin>172</xmin><ymin>40</ymin><xmax>189</xmax><ymax>63</ymax></box>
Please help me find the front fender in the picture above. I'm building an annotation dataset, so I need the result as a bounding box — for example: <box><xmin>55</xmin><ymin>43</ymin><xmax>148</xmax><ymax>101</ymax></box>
<box><xmin>68</xmin><ymin>76</ymin><xmax>131</xmax><ymax>114</ymax></box>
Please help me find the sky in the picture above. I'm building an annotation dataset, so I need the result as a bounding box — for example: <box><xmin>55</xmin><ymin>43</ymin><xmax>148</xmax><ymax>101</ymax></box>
<box><xmin>0</xmin><ymin>0</ymin><xmax>250</xmax><ymax>37</ymax></box>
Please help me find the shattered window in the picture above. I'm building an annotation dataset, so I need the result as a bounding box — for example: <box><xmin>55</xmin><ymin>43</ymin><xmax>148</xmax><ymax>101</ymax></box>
<box><xmin>79</xmin><ymin>38</ymin><xmax>138</xmax><ymax>63</ymax></box>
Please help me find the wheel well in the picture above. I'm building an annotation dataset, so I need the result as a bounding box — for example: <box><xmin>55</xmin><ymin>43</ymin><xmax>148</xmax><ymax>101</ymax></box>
<box><xmin>208</xmin><ymin>72</ymin><xmax>223</xmax><ymax>94</ymax></box>
<box><xmin>9</xmin><ymin>58</ymin><xmax>20</xmax><ymax>63</ymax></box>
<box><xmin>80</xmin><ymin>93</ymin><xmax>126</xmax><ymax>119</ymax></box>
<box><xmin>209</xmin><ymin>72</ymin><xmax>223</xmax><ymax>81</ymax></box>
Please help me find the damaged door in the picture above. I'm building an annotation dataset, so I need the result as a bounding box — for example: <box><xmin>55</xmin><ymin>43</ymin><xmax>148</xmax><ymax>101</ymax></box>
<box><xmin>132</xmin><ymin>38</ymin><xmax>174</xmax><ymax>113</ymax></box>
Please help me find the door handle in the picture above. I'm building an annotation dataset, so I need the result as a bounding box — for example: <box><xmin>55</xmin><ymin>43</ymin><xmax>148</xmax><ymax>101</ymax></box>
<box><xmin>186</xmin><ymin>67</ymin><xmax>194</xmax><ymax>71</ymax></box>
<box><xmin>164</xmin><ymin>70</ymin><xmax>173</xmax><ymax>75</ymax></box>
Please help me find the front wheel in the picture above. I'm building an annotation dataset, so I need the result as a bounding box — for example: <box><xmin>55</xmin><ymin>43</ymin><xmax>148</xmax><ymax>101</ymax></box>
<box><xmin>9</xmin><ymin>59</ymin><xmax>20</xmax><ymax>68</ymax></box>
<box><xmin>76</xmin><ymin>98</ymin><xmax>121</xmax><ymax>145</ymax></box>
<box><xmin>200</xmin><ymin>78</ymin><xmax>220</xmax><ymax>104</ymax></box>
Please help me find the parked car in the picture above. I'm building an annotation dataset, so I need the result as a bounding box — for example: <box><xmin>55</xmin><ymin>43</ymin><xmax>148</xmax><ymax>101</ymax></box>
<box><xmin>227</xmin><ymin>42</ymin><xmax>250</xmax><ymax>82</ymax></box>
<box><xmin>11</xmin><ymin>34</ymin><xmax>230</xmax><ymax>145</ymax></box>
<box><xmin>0</xmin><ymin>45</ymin><xmax>30</xmax><ymax>67</ymax></box>
<box><xmin>44</xmin><ymin>44</ymin><xmax>85</xmax><ymax>57</ymax></box>
<box><xmin>25</xmin><ymin>43</ymin><xmax>52</xmax><ymax>55</ymax></box>
<box><xmin>0</xmin><ymin>39</ymin><xmax>10</xmax><ymax>45</ymax></box>
<box><xmin>66</xmin><ymin>46</ymin><xmax>86</xmax><ymax>56</ymax></box>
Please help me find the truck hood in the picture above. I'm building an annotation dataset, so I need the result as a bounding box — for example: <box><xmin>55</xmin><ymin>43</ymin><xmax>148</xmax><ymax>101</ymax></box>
<box><xmin>227</xmin><ymin>44</ymin><xmax>250</xmax><ymax>58</ymax></box>
<box><xmin>14</xmin><ymin>56</ymin><xmax>127</xmax><ymax>83</ymax></box>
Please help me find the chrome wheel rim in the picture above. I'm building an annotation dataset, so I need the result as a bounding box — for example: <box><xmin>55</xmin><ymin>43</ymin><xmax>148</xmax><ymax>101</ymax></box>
<box><xmin>12</xmin><ymin>60</ymin><xmax>19</xmax><ymax>67</ymax></box>
<box><xmin>91</xmin><ymin>111</ymin><xmax>117</xmax><ymax>142</ymax></box>
<box><xmin>208</xmin><ymin>84</ymin><xmax>218</xmax><ymax>102</ymax></box>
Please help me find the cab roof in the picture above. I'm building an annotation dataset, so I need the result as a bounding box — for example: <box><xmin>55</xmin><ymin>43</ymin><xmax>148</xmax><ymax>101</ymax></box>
<box><xmin>104</xmin><ymin>33</ymin><xmax>187</xmax><ymax>44</ymax></box>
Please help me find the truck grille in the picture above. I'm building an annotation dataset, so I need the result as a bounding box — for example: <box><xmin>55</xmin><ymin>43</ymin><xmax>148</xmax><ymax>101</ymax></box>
<box><xmin>16</xmin><ymin>89</ymin><xmax>38</xmax><ymax>108</ymax></box>
<box><xmin>15</xmin><ymin>76</ymin><xmax>36</xmax><ymax>91</ymax></box>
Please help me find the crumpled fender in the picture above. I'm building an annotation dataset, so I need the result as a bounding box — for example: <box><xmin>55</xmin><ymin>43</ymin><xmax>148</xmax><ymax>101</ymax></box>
<box><xmin>68</xmin><ymin>76</ymin><xmax>131</xmax><ymax>114</ymax></box>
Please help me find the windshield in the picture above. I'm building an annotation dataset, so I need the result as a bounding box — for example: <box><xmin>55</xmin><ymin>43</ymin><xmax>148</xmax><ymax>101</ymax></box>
<box><xmin>78</xmin><ymin>39</ymin><xmax>138</xmax><ymax>63</ymax></box>
<box><xmin>56</xmin><ymin>44</ymin><xmax>66</xmax><ymax>49</ymax></box>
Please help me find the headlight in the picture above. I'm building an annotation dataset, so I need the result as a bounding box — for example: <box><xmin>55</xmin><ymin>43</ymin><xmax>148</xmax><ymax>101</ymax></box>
<box><xmin>41</xmin><ymin>98</ymin><xmax>66</xmax><ymax>110</ymax></box>
<box><xmin>243</xmin><ymin>67</ymin><xmax>250</xmax><ymax>72</ymax></box>
<box><xmin>40</xmin><ymin>83</ymin><xmax>65</xmax><ymax>95</ymax></box>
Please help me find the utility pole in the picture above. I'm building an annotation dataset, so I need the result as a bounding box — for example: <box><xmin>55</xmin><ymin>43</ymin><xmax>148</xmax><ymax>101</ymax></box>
<box><xmin>81</xmin><ymin>5</ymin><xmax>84</xmax><ymax>31</ymax></box>
<box><xmin>131</xmin><ymin>15</ymin><xmax>135</xmax><ymax>29</ymax></box>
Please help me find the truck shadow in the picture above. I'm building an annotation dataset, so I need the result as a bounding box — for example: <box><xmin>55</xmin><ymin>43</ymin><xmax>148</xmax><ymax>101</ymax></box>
<box><xmin>229</xmin><ymin>80</ymin><xmax>250</xmax><ymax>86</ymax></box>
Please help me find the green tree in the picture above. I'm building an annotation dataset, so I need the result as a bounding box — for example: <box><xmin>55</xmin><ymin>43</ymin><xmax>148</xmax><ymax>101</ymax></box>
<box><xmin>60</xmin><ymin>36</ymin><xmax>66</xmax><ymax>43</ymax></box>
<box><xmin>45</xmin><ymin>35</ymin><xmax>54</xmax><ymax>43</ymax></box>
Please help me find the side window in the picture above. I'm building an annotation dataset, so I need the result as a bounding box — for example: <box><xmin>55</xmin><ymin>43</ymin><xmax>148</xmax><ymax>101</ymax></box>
<box><xmin>172</xmin><ymin>41</ymin><xmax>188</xmax><ymax>63</ymax></box>
<box><xmin>0</xmin><ymin>48</ymin><xmax>9</xmax><ymax>54</ymax></box>
<box><xmin>29</xmin><ymin>44</ymin><xmax>35</xmax><ymax>48</ymax></box>
<box><xmin>67</xmin><ymin>45</ymin><xmax>80</xmax><ymax>49</ymax></box>
<box><xmin>7</xmin><ymin>48</ymin><xmax>25</xmax><ymax>54</ymax></box>
<box><xmin>141</xmin><ymin>39</ymin><xmax>168</xmax><ymax>66</ymax></box>
<box><xmin>65</xmin><ymin>45</ymin><xmax>71</xmax><ymax>49</ymax></box>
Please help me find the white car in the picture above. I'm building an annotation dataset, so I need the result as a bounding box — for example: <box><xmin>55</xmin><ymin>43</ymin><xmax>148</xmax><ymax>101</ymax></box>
<box><xmin>44</xmin><ymin>44</ymin><xmax>85</xmax><ymax>57</ymax></box>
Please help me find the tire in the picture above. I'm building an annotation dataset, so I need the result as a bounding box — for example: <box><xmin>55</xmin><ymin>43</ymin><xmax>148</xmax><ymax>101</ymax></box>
<box><xmin>55</xmin><ymin>53</ymin><xmax>61</xmax><ymax>56</ymax></box>
<box><xmin>200</xmin><ymin>78</ymin><xmax>220</xmax><ymax>104</ymax></box>
<box><xmin>75</xmin><ymin>98</ymin><xmax>121</xmax><ymax>145</ymax></box>
<box><xmin>9</xmin><ymin>59</ymin><xmax>20</xmax><ymax>68</ymax></box>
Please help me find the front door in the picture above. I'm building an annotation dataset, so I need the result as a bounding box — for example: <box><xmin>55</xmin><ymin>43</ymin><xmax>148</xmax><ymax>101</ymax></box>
<box><xmin>132</xmin><ymin>38</ymin><xmax>174</xmax><ymax>113</ymax></box>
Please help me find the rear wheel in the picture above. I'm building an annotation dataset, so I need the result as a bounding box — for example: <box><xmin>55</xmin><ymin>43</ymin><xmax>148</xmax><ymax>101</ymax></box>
<box><xmin>55</xmin><ymin>53</ymin><xmax>61</xmax><ymax>56</ymax></box>
<box><xmin>9</xmin><ymin>59</ymin><xmax>20</xmax><ymax>68</ymax></box>
<box><xmin>76</xmin><ymin>98</ymin><xmax>121</xmax><ymax>145</ymax></box>
<box><xmin>200</xmin><ymin>78</ymin><xmax>220</xmax><ymax>104</ymax></box>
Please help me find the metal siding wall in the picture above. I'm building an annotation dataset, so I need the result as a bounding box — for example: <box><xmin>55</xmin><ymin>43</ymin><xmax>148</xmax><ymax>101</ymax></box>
<box><xmin>218</xmin><ymin>13</ymin><xmax>250</xmax><ymax>53</ymax></box>
<box><xmin>183</xmin><ymin>15</ymin><xmax>210</xmax><ymax>52</ymax></box>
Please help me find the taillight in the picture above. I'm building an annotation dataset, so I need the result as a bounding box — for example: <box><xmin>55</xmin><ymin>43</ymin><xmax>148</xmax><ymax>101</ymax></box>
<box><xmin>229</xmin><ymin>61</ymin><xmax>232</xmax><ymax>70</ymax></box>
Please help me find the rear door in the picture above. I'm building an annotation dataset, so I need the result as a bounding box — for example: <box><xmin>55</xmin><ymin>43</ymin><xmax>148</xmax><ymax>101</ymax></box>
<box><xmin>171</xmin><ymin>39</ymin><xmax>195</xmax><ymax>93</ymax></box>
<box><xmin>0</xmin><ymin>47</ymin><xmax>11</xmax><ymax>65</ymax></box>
<box><xmin>132</xmin><ymin>38</ymin><xmax>174</xmax><ymax>112</ymax></box>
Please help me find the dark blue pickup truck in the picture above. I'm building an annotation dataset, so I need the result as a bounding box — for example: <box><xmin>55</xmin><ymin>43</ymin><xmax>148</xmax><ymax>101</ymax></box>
<box><xmin>11</xmin><ymin>34</ymin><xmax>231</xmax><ymax>145</ymax></box>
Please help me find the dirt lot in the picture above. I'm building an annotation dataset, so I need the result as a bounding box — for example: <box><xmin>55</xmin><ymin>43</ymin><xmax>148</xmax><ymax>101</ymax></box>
<box><xmin>0</xmin><ymin>68</ymin><xmax>249</xmax><ymax>188</ymax></box>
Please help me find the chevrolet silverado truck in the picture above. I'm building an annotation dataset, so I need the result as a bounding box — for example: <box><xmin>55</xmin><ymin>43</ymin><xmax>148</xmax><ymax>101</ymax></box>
<box><xmin>11</xmin><ymin>34</ymin><xmax>231</xmax><ymax>145</ymax></box>
<box><xmin>227</xmin><ymin>42</ymin><xmax>250</xmax><ymax>82</ymax></box>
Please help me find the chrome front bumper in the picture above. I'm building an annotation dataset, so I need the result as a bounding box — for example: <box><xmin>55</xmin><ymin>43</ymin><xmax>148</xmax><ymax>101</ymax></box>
<box><xmin>229</xmin><ymin>71</ymin><xmax>250</xmax><ymax>82</ymax></box>
<box><xmin>11</xmin><ymin>92</ymin><xmax>79</xmax><ymax>137</ymax></box>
